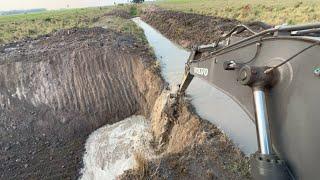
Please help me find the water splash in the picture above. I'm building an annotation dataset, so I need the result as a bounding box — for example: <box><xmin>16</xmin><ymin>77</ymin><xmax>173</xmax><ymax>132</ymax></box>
<box><xmin>80</xmin><ymin>115</ymin><xmax>152</xmax><ymax>180</ymax></box>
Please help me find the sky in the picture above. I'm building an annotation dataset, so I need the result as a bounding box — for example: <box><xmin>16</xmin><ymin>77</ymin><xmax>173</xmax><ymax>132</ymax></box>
<box><xmin>0</xmin><ymin>0</ymin><xmax>136</xmax><ymax>11</ymax></box>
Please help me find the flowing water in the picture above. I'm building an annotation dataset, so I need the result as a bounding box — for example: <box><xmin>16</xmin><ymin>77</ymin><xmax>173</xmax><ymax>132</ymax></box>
<box><xmin>133</xmin><ymin>17</ymin><xmax>258</xmax><ymax>154</ymax></box>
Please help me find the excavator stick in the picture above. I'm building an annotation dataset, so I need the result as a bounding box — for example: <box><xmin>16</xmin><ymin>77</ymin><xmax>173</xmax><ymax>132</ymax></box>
<box><xmin>177</xmin><ymin>23</ymin><xmax>320</xmax><ymax>180</ymax></box>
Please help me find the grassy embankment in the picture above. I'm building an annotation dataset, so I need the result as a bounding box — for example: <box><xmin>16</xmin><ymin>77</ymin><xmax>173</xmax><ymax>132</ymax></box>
<box><xmin>0</xmin><ymin>5</ymin><xmax>144</xmax><ymax>44</ymax></box>
<box><xmin>156</xmin><ymin>0</ymin><xmax>320</xmax><ymax>25</ymax></box>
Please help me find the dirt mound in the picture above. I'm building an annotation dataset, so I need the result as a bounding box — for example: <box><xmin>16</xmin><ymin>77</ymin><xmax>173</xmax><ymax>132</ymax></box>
<box><xmin>0</xmin><ymin>27</ymin><xmax>163</xmax><ymax>179</ymax></box>
<box><xmin>104</xmin><ymin>9</ymin><xmax>132</xmax><ymax>19</ymax></box>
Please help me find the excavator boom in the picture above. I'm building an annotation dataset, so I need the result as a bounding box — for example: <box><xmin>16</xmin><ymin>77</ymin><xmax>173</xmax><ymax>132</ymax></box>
<box><xmin>178</xmin><ymin>23</ymin><xmax>320</xmax><ymax>180</ymax></box>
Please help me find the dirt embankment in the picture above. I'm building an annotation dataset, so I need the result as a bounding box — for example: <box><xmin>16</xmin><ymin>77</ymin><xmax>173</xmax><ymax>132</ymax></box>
<box><xmin>141</xmin><ymin>8</ymin><xmax>267</xmax><ymax>49</ymax></box>
<box><xmin>141</xmin><ymin>9</ymin><xmax>240</xmax><ymax>49</ymax></box>
<box><xmin>0</xmin><ymin>27</ymin><xmax>163</xmax><ymax>179</ymax></box>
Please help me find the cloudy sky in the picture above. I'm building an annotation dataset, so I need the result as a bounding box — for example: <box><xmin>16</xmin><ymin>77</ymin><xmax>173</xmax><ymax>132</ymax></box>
<box><xmin>0</xmin><ymin>0</ymin><xmax>137</xmax><ymax>11</ymax></box>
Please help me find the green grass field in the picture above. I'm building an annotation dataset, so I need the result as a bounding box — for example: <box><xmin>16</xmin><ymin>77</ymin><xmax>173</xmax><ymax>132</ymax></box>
<box><xmin>95</xmin><ymin>15</ymin><xmax>147</xmax><ymax>44</ymax></box>
<box><xmin>0</xmin><ymin>5</ymin><xmax>143</xmax><ymax>44</ymax></box>
<box><xmin>155</xmin><ymin>0</ymin><xmax>320</xmax><ymax>25</ymax></box>
<box><xmin>1</xmin><ymin>1</ymin><xmax>320</xmax><ymax>44</ymax></box>
<box><xmin>0</xmin><ymin>7</ymin><xmax>107</xmax><ymax>43</ymax></box>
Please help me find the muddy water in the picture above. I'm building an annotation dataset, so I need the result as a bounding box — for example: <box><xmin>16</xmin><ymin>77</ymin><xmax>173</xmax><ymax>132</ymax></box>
<box><xmin>81</xmin><ymin>115</ymin><xmax>152</xmax><ymax>180</ymax></box>
<box><xmin>133</xmin><ymin>17</ymin><xmax>258</xmax><ymax>154</ymax></box>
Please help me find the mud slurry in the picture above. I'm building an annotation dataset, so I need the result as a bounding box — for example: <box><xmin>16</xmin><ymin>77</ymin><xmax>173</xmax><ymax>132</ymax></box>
<box><xmin>81</xmin><ymin>115</ymin><xmax>153</xmax><ymax>180</ymax></box>
<box><xmin>0</xmin><ymin>26</ymin><xmax>163</xmax><ymax>179</ymax></box>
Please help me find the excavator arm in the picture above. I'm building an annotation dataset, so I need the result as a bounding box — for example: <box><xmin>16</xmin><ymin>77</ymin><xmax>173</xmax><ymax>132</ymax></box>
<box><xmin>178</xmin><ymin>23</ymin><xmax>320</xmax><ymax>180</ymax></box>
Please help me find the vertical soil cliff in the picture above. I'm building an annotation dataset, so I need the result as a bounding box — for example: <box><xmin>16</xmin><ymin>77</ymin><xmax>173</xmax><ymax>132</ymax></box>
<box><xmin>0</xmin><ymin>27</ymin><xmax>163</xmax><ymax>179</ymax></box>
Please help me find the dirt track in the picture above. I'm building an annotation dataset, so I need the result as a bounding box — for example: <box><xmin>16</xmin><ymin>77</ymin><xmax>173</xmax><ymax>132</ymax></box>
<box><xmin>0</xmin><ymin>27</ymin><xmax>163</xmax><ymax>179</ymax></box>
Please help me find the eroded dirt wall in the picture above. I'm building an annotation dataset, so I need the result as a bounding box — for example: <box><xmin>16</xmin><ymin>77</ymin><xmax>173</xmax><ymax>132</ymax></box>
<box><xmin>0</xmin><ymin>27</ymin><xmax>163</xmax><ymax>179</ymax></box>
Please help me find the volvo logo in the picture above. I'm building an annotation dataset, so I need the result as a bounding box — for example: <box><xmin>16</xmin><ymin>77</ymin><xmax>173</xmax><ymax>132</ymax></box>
<box><xmin>314</xmin><ymin>67</ymin><xmax>320</xmax><ymax>77</ymax></box>
<box><xmin>194</xmin><ymin>67</ymin><xmax>208</xmax><ymax>76</ymax></box>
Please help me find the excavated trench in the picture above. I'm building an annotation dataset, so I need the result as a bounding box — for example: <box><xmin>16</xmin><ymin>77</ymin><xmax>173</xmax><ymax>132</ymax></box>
<box><xmin>0</xmin><ymin>9</ymin><xmax>254</xmax><ymax>180</ymax></box>
<box><xmin>0</xmin><ymin>27</ymin><xmax>163</xmax><ymax>179</ymax></box>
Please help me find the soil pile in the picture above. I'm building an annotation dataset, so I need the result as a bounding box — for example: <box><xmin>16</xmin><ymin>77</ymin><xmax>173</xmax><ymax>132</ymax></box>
<box><xmin>104</xmin><ymin>9</ymin><xmax>132</xmax><ymax>19</ymax></box>
<box><xmin>0</xmin><ymin>27</ymin><xmax>163</xmax><ymax>179</ymax></box>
